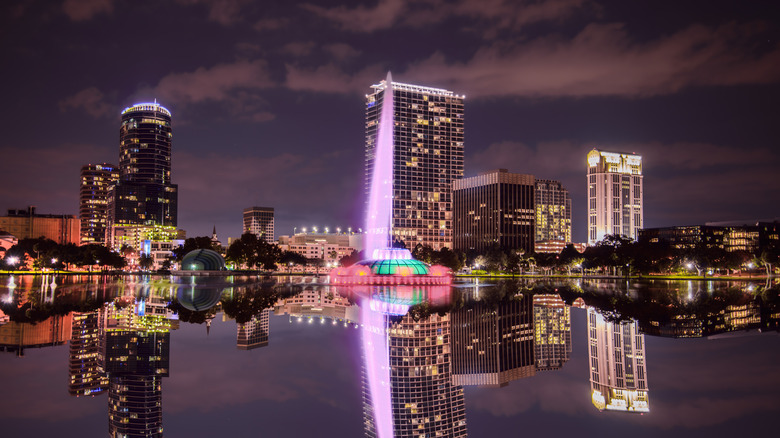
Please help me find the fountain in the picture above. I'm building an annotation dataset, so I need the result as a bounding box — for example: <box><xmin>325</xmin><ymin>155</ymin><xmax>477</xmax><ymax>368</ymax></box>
<box><xmin>330</xmin><ymin>72</ymin><xmax>452</xmax><ymax>287</ymax></box>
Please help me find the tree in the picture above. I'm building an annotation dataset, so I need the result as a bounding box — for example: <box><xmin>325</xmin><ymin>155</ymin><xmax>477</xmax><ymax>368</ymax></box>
<box><xmin>138</xmin><ymin>254</ymin><xmax>154</xmax><ymax>271</ymax></box>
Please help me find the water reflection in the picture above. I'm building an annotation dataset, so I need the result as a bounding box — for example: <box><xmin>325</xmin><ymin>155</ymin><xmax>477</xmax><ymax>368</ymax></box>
<box><xmin>0</xmin><ymin>275</ymin><xmax>779</xmax><ymax>437</ymax></box>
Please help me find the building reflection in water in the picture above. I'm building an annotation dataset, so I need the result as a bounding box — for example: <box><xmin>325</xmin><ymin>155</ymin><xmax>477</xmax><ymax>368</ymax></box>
<box><xmin>99</xmin><ymin>295</ymin><xmax>176</xmax><ymax>437</ymax></box>
<box><xmin>533</xmin><ymin>294</ymin><xmax>572</xmax><ymax>371</ymax></box>
<box><xmin>587</xmin><ymin>308</ymin><xmax>649</xmax><ymax>413</ymax></box>
<box><xmin>355</xmin><ymin>285</ymin><xmax>467</xmax><ymax>438</ymax></box>
<box><xmin>237</xmin><ymin>309</ymin><xmax>270</xmax><ymax>350</ymax></box>
<box><xmin>450</xmin><ymin>294</ymin><xmax>535</xmax><ymax>387</ymax></box>
<box><xmin>69</xmin><ymin>310</ymin><xmax>108</xmax><ymax>396</ymax></box>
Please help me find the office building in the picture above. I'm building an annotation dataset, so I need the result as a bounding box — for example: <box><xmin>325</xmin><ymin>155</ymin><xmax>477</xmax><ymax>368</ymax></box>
<box><xmin>0</xmin><ymin>206</ymin><xmax>79</xmax><ymax>245</ymax></box>
<box><xmin>364</xmin><ymin>313</ymin><xmax>467</xmax><ymax>437</ymax></box>
<box><xmin>640</xmin><ymin>220</ymin><xmax>780</xmax><ymax>254</ymax></box>
<box><xmin>79</xmin><ymin>163</ymin><xmax>119</xmax><ymax>245</ymax></box>
<box><xmin>587</xmin><ymin>308</ymin><xmax>649</xmax><ymax>413</ymax></box>
<box><xmin>451</xmin><ymin>297</ymin><xmax>535</xmax><ymax>387</ymax></box>
<box><xmin>237</xmin><ymin>309</ymin><xmax>270</xmax><ymax>350</ymax></box>
<box><xmin>533</xmin><ymin>294</ymin><xmax>572</xmax><ymax>371</ymax></box>
<box><xmin>107</xmin><ymin>103</ymin><xmax>178</xmax><ymax>249</ymax></box>
<box><xmin>243</xmin><ymin>206</ymin><xmax>274</xmax><ymax>242</ymax></box>
<box><xmin>535</xmin><ymin>179</ymin><xmax>572</xmax><ymax>243</ymax></box>
<box><xmin>587</xmin><ymin>149</ymin><xmax>643</xmax><ymax>245</ymax></box>
<box><xmin>366</xmin><ymin>78</ymin><xmax>464</xmax><ymax>250</ymax></box>
<box><xmin>69</xmin><ymin>311</ymin><xmax>108</xmax><ymax>396</ymax></box>
<box><xmin>453</xmin><ymin>169</ymin><xmax>535</xmax><ymax>253</ymax></box>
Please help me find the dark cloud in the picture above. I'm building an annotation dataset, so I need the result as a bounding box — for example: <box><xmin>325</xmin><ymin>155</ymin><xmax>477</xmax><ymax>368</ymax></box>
<box><xmin>59</xmin><ymin>87</ymin><xmax>113</xmax><ymax>118</ymax></box>
<box><xmin>62</xmin><ymin>0</ymin><xmax>113</xmax><ymax>21</ymax></box>
<box><xmin>174</xmin><ymin>0</ymin><xmax>251</xmax><ymax>25</ymax></box>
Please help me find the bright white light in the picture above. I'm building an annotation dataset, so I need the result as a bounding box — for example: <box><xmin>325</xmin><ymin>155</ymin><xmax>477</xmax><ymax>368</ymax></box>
<box><xmin>686</xmin><ymin>263</ymin><xmax>693</xmax><ymax>269</ymax></box>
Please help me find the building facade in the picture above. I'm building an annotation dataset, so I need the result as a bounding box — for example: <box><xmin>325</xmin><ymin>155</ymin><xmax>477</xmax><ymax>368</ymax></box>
<box><xmin>108</xmin><ymin>103</ymin><xmax>178</xmax><ymax>249</ymax></box>
<box><xmin>453</xmin><ymin>169</ymin><xmax>535</xmax><ymax>254</ymax></box>
<box><xmin>0</xmin><ymin>206</ymin><xmax>79</xmax><ymax>245</ymax></box>
<box><xmin>587</xmin><ymin>149</ymin><xmax>643</xmax><ymax>245</ymax></box>
<box><xmin>535</xmin><ymin>179</ymin><xmax>572</xmax><ymax>243</ymax></box>
<box><xmin>450</xmin><ymin>297</ymin><xmax>535</xmax><ymax>387</ymax></box>
<box><xmin>533</xmin><ymin>294</ymin><xmax>572</xmax><ymax>371</ymax></box>
<box><xmin>366</xmin><ymin>79</ymin><xmax>464</xmax><ymax>250</ymax></box>
<box><xmin>587</xmin><ymin>308</ymin><xmax>649</xmax><ymax>413</ymax></box>
<box><xmin>80</xmin><ymin>163</ymin><xmax>119</xmax><ymax>245</ymax></box>
<box><xmin>243</xmin><ymin>206</ymin><xmax>274</xmax><ymax>242</ymax></box>
<box><xmin>640</xmin><ymin>221</ymin><xmax>780</xmax><ymax>254</ymax></box>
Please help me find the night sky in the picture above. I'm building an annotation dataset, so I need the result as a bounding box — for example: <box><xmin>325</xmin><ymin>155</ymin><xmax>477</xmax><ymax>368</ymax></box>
<box><xmin>1</xmin><ymin>0</ymin><xmax>779</xmax><ymax>243</ymax></box>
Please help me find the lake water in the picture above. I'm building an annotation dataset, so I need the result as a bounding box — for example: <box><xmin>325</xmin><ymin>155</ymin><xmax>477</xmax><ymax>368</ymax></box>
<box><xmin>1</xmin><ymin>274</ymin><xmax>778</xmax><ymax>437</ymax></box>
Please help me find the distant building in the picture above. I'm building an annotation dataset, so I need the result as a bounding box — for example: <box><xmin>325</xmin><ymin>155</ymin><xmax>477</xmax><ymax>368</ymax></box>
<box><xmin>0</xmin><ymin>206</ymin><xmax>79</xmax><ymax>245</ymax></box>
<box><xmin>640</xmin><ymin>221</ymin><xmax>780</xmax><ymax>253</ymax></box>
<box><xmin>108</xmin><ymin>224</ymin><xmax>184</xmax><ymax>253</ymax></box>
<box><xmin>450</xmin><ymin>296</ymin><xmax>535</xmax><ymax>387</ymax></box>
<box><xmin>535</xmin><ymin>179</ymin><xmax>572</xmax><ymax>243</ymax></box>
<box><xmin>453</xmin><ymin>169</ymin><xmax>535</xmax><ymax>253</ymax></box>
<box><xmin>237</xmin><ymin>309</ymin><xmax>270</xmax><ymax>350</ymax></box>
<box><xmin>108</xmin><ymin>103</ymin><xmax>179</xmax><ymax>249</ymax></box>
<box><xmin>277</xmin><ymin>232</ymin><xmax>360</xmax><ymax>262</ymax></box>
<box><xmin>534</xmin><ymin>240</ymin><xmax>586</xmax><ymax>254</ymax></box>
<box><xmin>587</xmin><ymin>308</ymin><xmax>649</xmax><ymax>413</ymax></box>
<box><xmin>586</xmin><ymin>149</ymin><xmax>643</xmax><ymax>245</ymax></box>
<box><xmin>243</xmin><ymin>206</ymin><xmax>274</xmax><ymax>242</ymax></box>
<box><xmin>533</xmin><ymin>294</ymin><xmax>572</xmax><ymax>371</ymax></box>
<box><xmin>79</xmin><ymin>163</ymin><xmax>119</xmax><ymax>245</ymax></box>
<box><xmin>366</xmin><ymin>78</ymin><xmax>465</xmax><ymax>250</ymax></box>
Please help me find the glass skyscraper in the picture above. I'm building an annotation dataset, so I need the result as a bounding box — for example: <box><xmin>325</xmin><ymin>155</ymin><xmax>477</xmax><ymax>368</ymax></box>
<box><xmin>79</xmin><ymin>163</ymin><xmax>119</xmax><ymax>245</ymax></box>
<box><xmin>365</xmin><ymin>79</ymin><xmax>464</xmax><ymax>250</ymax></box>
<box><xmin>107</xmin><ymin>103</ymin><xmax>178</xmax><ymax>247</ymax></box>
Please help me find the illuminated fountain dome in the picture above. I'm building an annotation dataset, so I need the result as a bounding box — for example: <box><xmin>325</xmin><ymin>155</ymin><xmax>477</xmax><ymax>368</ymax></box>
<box><xmin>180</xmin><ymin>249</ymin><xmax>226</xmax><ymax>272</ymax></box>
<box><xmin>330</xmin><ymin>248</ymin><xmax>451</xmax><ymax>285</ymax></box>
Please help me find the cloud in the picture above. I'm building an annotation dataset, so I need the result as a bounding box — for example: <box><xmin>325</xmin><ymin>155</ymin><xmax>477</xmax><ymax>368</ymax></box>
<box><xmin>301</xmin><ymin>0</ymin><xmax>588</xmax><ymax>34</ymax></box>
<box><xmin>174</xmin><ymin>0</ymin><xmax>251</xmax><ymax>25</ymax></box>
<box><xmin>59</xmin><ymin>87</ymin><xmax>113</xmax><ymax>118</ymax></box>
<box><xmin>282</xmin><ymin>41</ymin><xmax>317</xmax><ymax>57</ymax></box>
<box><xmin>148</xmin><ymin>59</ymin><xmax>274</xmax><ymax>105</ymax></box>
<box><xmin>254</xmin><ymin>17</ymin><xmax>289</xmax><ymax>31</ymax></box>
<box><xmin>323</xmin><ymin>43</ymin><xmax>361</xmax><ymax>60</ymax></box>
<box><xmin>62</xmin><ymin>0</ymin><xmax>113</xmax><ymax>21</ymax></box>
<box><xmin>403</xmin><ymin>22</ymin><xmax>780</xmax><ymax>98</ymax></box>
<box><xmin>285</xmin><ymin>63</ymin><xmax>386</xmax><ymax>94</ymax></box>
<box><xmin>284</xmin><ymin>21</ymin><xmax>780</xmax><ymax>99</ymax></box>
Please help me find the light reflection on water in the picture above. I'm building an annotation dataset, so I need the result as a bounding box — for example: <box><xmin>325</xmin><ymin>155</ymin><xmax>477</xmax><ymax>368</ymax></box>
<box><xmin>0</xmin><ymin>275</ymin><xmax>778</xmax><ymax>437</ymax></box>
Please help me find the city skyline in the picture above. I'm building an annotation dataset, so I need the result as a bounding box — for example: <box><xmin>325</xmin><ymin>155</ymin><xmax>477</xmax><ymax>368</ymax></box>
<box><xmin>1</xmin><ymin>0</ymin><xmax>779</xmax><ymax>243</ymax></box>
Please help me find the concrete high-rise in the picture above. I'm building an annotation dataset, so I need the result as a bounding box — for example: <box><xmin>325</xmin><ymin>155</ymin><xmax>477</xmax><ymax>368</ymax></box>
<box><xmin>587</xmin><ymin>149</ymin><xmax>643</xmax><ymax>245</ymax></box>
<box><xmin>243</xmin><ymin>206</ymin><xmax>274</xmax><ymax>242</ymax></box>
<box><xmin>107</xmin><ymin>103</ymin><xmax>178</xmax><ymax>249</ymax></box>
<box><xmin>453</xmin><ymin>169</ymin><xmax>535</xmax><ymax>253</ymax></box>
<box><xmin>587</xmin><ymin>308</ymin><xmax>649</xmax><ymax>413</ymax></box>
<box><xmin>365</xmin><ymin>78</ymin><xmax>464</xmax><ymax>250</ymax></box>
<box><xmin>535</xmin><ymin>179</ymin><xmax>572</xmax><ymax>243</ymax></box>
<box><xmin>79</xmin><ymin>163</ymin><xmax>119</xmax><ymax>245</ymax></box>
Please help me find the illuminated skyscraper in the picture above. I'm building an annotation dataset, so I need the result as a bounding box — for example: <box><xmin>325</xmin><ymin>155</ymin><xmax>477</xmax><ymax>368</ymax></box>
<box><xmin>69</xmin><ymin>311</ymin><xmax>108</xmax><ymax>396</ymax></box>
<box><xmin>451</xmin><ymin>297</ymin><xmax>535</xmax><ymax>387</ymax></box>
<box><xmin>366</xmin><ymin>79</ymin><xmax>464</xmax><ymax>250</ymax></box>
<box><xmin>535</xmin><ymin>179</ymin><xmax>572</xmax><ymax>243</ymax></box>
<box><xmin>453</xmin><ymin>169</ymin><xmax>535</xmax><ymax>253</ymax></box>
<box><xmin>79</xmin><ymin>163</ymin><xmax>119</xmax><ymax>245</ymax></box>
<box><xmin>108</xmin><ymin>103</ymin><xmax>178</xmax><ymax>248</ymax></box>
<box><xmin>587</xmin><ymin>308</ymin><xmax>649</xmax><ymax>413</ymax></box>
<box><xmin>533</xmin><ymin>294</ymin><xmax>572</xmax><ymax>371</ymax></box>
<box><xmin>243</xmin><ymin>206</ymin><xmax>274</xmax><ymax>242</ymax></box>
<box><xmin>586</xmin><ymin>149</ymin><xmax>643</xmax><ymax>244</ymax></box>
<box><xmin>363</xmin><ymin>312</ymin><xmax>467</xmax><ymax>438</ymax></box>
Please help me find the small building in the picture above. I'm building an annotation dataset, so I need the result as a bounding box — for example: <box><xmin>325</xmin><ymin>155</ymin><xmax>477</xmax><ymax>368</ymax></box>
<box><xmin>0</xmin><ymin>206</ymin><xmax>79</xmax><ymax>245</ymax></box>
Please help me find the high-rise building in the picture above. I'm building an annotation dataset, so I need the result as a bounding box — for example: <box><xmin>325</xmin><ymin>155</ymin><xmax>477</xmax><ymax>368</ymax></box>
<box><xmin>365</xmin><ymin>79</ymin><xmax>464</xmax><ymax>250</ymax></box>
<box><xmin>363</xmin><ymin>313</ymin><xmax>467</xmax><ymax>438</ymax></box>
<box><xmin>533</xmin><ymin>294</ymin><xmax>572</xmax><ymax>371</ymax></box>
<box><xmin>243</xmin><ymin>206</ymin><xmax>274</xmax><ymax>242</ymax></box>
<box><xmin>535</xmin><ymin>179</ymin><xmax>572</xmax><ymax>243</ymax></box>
<box><xmin>453</xmin><ymin>169</ymin><xmax>535</xmax><ymax>253</ymax></box>
<box><xmin>451</xmin><ymin>297</ymin><xmax>535</xmax><ymax>387</ymax></box>
<box><xmin>108</xmin><ymin>103</ymin><xmax>178</xmax><ymax>249</ymax></box>
<box><xmin>69</xmin><ymin>311</ymin><xmax>108</xmax><ymax>396</ymax></box>
<box><xmin>79</xmin><ymin>164</ymin><xmax>119</xmax><ymax>245</ymax></box>
<box><xmin>587</xmin><ymin>308</ymin><xmax>649</xmax><ymax>413</ymax></box>
<box><xmin>0</xmin><ymin>206</ymin><xmax>80</xmax><ymax>245</ymax></box>
<box><xmin>586</xmin><ymin>149</ymin><xmax>643</xmax><ymax>245</ymax></box>
<box><xmin>237</xmin><ymin>309</ymin><xmax>270</xmax><ymax>350</ymax></box>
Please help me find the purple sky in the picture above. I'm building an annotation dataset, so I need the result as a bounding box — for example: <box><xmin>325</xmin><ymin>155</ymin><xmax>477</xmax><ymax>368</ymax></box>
<box><xmin>1</xmin><ymin>0</ymin><xmax>779</xmax><ymax>243</ymax></box>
